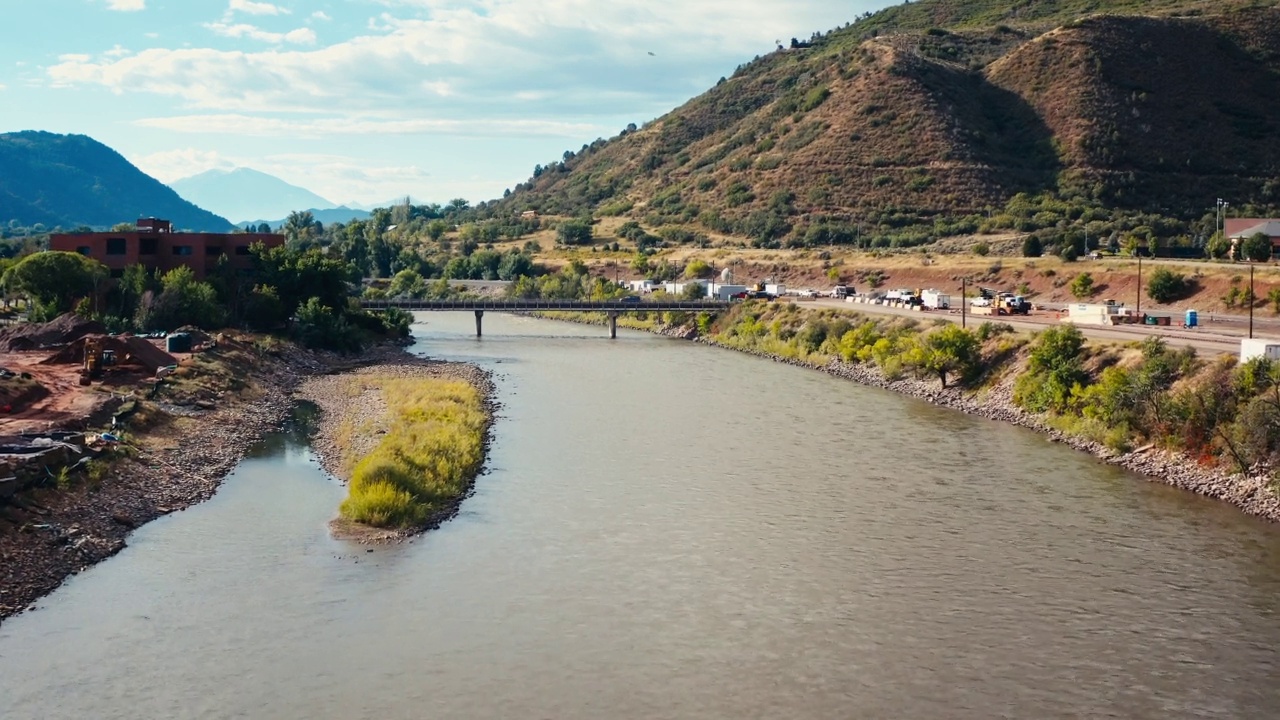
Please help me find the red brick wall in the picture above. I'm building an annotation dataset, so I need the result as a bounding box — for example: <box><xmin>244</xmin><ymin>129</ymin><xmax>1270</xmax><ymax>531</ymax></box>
<box><xmin>49</xmin><ymin>232</ymin><xmax>284</xmax><ymax>279</ymax></box>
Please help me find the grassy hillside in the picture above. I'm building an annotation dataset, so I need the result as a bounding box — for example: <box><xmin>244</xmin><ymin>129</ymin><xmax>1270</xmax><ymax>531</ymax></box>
<box><xmin>496</xmin><ymin>0</ymin><xmax>1280</xmax><ymax>252</ymax></box>
<box><xmin>0</xmin><ymin>131</ymin><xmax>234</xmax><ymax>232</ymax></box>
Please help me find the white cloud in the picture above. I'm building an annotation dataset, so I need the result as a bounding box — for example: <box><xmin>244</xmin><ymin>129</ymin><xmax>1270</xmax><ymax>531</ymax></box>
<box><xmin>58</xmin><ymin>53</ymin><xmax>92</xmax><ymax>63</ymax></box>
<box><xmin>133</xmin><ymin>113</ymin><xmax>603</xmax><ymax>139</ymax></box>
<box><xmin>105</xmin><ymin>45</ymin><xmax>132</xmax><ymax>58</ymax></box>
<box><xmin>104</xmin><ymin>0</ymin><xmax>146</xmax><ymax>11</ymax></box>
<box><xmin>204</xmin><ymin>23</ymin><xmax>316</xmax><ymax>45</ymax></box>
<box><xmin>311</xmin><ymin>11</ymin><xmax>332</xmax><ymax>21</ymax></box>
<box><xmin>133</xmin><ymin>148</ymin><xmax>234</xmax><ymax>182</ymax></box>
<box><xmin>229</xmin><ymin>0</ymin><xmax>289</xmax><ymax>16</ymax></box>
<box><xmin>48</xmin><ymin>0</ymin><xmax>841</xmax><ymax>115</ymax></box>
<box><xmin>134</xmin><ymin>148</ymin><xmax>438</xmax><ymax>205</ymax></box>
<box><xmin>0</xmin><ymin>84</ymin><xmax>7</xmax><ymax>91</ymax></box>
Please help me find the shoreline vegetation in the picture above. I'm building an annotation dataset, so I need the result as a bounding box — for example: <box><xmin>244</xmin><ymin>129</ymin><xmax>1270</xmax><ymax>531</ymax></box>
<box><xmin>298</xmin><ymin>360</ymin><xmax>495</xmax><ymax>543</ymax></box>
<box><xmin>540</xmin><ymin>304</ymin><xmax>1280</xmax><ymax>524</ymax></box>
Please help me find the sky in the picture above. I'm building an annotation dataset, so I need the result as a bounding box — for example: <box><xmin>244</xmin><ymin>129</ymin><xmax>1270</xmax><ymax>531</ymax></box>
<box><xmin>2</xmin><ymin>0</ymin><xmax>890</xmax><ymax>207</ymax></box>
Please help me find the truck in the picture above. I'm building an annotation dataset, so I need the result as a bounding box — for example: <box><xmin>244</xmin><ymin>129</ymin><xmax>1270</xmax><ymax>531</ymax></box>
<box><xmin>832</xmin><ymin>285</ymin><xmax>853</xmax><ymax>299</ymax></box>
<box><xmin>920</xmin><ymin>289</ymin><xmax>950</xmax><ymax>310</ymax></box>
<box><xmin>998</xmin><ymin>295</ymin><xmax>1032</xmax><ymax>315</ymax></box>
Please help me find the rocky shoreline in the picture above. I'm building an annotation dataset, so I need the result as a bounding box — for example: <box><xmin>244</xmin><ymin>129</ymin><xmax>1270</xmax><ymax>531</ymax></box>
<box><xmin>297</xmin><ymin>359</ymin><xmax>498</xmax><ymax>544</ymax></box>
<box><xmin>0</xmin><ymin>341</ymin><xmax>422</xmax><ymax>624</ymax></box>
<box><xmin>548</xmin><ymin>311</ymin><xmax>1280</xmax><ymax>523</ymax></box>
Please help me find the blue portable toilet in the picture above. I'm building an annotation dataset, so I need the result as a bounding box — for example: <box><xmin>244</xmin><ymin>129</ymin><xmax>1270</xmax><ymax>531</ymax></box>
<box><xmin>1185</xmin><ymin>309</ymin><xmax>1198</xmax><ymax>328</ymax></box>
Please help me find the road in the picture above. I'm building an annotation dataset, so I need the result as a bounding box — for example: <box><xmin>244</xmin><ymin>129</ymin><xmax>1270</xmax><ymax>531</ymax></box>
<box><xmin>797</xmin><ymin>298</ymin><xmax>1252</xmax><ymax>356</ymax></box>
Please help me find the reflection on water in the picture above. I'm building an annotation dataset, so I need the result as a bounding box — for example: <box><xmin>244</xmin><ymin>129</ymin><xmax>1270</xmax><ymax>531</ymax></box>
<box><xmin>1</xmin><ymin>312</ymin><xmax>1278</xmax><ymax>720</ymax></box>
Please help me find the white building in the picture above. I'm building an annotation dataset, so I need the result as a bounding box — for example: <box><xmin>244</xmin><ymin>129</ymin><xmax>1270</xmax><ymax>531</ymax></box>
<box><xmin>662</xmin><ymin>278</ymin><xmax>710</xmax><ymax>295</ymax></box>
<box><xmin>626</xmin><ymin>279</ymin><xmax>659</xmax><ymax>294</ymax></box>
<box><xmin>1241</xmin><ymin>338</ymin><xmax>1280</xmax><ymax>362</ymax></box>
<box><xmin>1064</xmin><ymin>301</ymin><xmax>1136</xmax><ymax>326</ymax></box>
<box><xmin>706</xmin><ymin>283</ymin><xmax>748</xmax><ymax>301</ymax></box>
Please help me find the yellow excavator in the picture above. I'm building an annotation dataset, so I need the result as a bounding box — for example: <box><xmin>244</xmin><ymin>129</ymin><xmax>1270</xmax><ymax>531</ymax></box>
<box><xmin>80</xmin><ymin>337</ymin><xmax>105</xmax><ymax>386</ymax></box>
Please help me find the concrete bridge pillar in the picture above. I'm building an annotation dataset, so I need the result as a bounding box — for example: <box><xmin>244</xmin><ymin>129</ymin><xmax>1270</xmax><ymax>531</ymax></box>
<box><xmin>474</xmin><ymin>310</ymin><xmax>484</xmax><ymax>337</ymax></box>
<box><xmin>608</xmin><ymin>311</ymin><xmax>618</xmax><ymax>339</ymax></box>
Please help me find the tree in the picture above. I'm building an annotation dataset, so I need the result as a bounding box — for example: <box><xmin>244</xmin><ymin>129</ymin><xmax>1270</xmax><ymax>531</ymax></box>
<box><xmin>284</xmin><ymin>210</ymin><xmax>318</xmax><ymax>248</ymax></box>
<box><xmin>1206</xmin><ymin>232</ymin><xmax>1230</xmax><ymax>259</ymax></box>
<box><xmin>243</xmin><ymin>285</ymin><xmax>288</xmax><ymax>331</ymax></box>
<box><xmin>1146</xmin><ymin>268</ymin><xmax>1190</xmax><ymax>304</ymax></box>
<box><xmin>425</xmin><ymin>219</ymin><xmax>449</xmax><ymax>241</ymax></box>
<box><xmin>681</xmin><ymin>282</ymin><xmax>706</xmax><ymax>300</ymax></box>
<box><xmin>1070</xmin><ymin>272</ymin><xmax>1096</xmax><ymax>299</ymax></box>
<box><xmin>1270</xmin><ymin>288</ymin><xmax>1280</xmax><ymax>315</ymax></box>
<box><xmin>1022</xmin><ymin>235</ymin><xmax>1043</xmax><ymax>257</ymax></box>
<box><xmin>2</xmin><ymin>251</ymin><xmax>108</xmax><ymax>320</ymax></box>
<box><xmin>1242</xmin><ymin>232</ymin><xmax>1274</xmax><ymax>262</ymax></box>
<box><xmin>136</xmin><ymin>266</ymin><xmax>224</xmax><ymax>330</ymax></box>
<box><xmin>388</xmin><ymin>269</ymin><xmax>426</xmax><ymax>298</ymax></box>
<box><xmin>557</xmin><ymin>219</ymin><xmax>593</xmax><ymax>246</ymax></box>
<box><xmin>293</xmin><ymin>297</ymin><xmax>360</xmax><ymax>351</ymax></box>
<box><xmin>908</xmin><ymin>325</ymin><xmax>980</xmax><ymax>388</ymax></box>
<box><xmin>1014</xmin><ymin>325</ymin><xmax>1087</xmax><ymax>413</ymax></box>
<box><xmin>684</xmin><ymin>259</ymin><xmax>712</xmax><ymax>278</ymax></box>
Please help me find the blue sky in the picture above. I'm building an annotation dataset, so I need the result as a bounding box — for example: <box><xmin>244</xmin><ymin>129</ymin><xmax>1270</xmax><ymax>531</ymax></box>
<box><xmin>2</xmin><ymin>0</ymin><xmax>889</xmax><ymax>206</ymax></box>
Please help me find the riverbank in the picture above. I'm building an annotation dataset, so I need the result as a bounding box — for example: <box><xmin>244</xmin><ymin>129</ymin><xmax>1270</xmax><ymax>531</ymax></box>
<box><xmin>0</xmin><ymin>340</ymin><xmax>423</xmax><ymax>623</ymax></box>
<box><xmin>547</xmin><ymin>310</ymin><xmax>1280</xmax><ymax>523</ymax></box>
<box><xmin>297</xmin><ymin>360</ymin><xmax>496</xmax><ymax>543</ymax></box>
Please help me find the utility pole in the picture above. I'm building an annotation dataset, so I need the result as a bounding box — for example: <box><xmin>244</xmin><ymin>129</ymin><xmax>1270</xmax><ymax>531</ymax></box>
<box><xmin>1136</xmin><ymin>254</ymin><xmax>1142</xmax><ymax>316</ymax></box>
<box><xmin>961</xmin><ymin>277</ymin><xmax>967</xmax><ymax>329</ymax></box>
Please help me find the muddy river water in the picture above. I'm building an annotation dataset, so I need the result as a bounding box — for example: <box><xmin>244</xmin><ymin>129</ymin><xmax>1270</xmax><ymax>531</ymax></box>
<box><xmin>1</xmin><ymin>313</ymin><xmax>1279</xmax><ymax>719</ymax></box>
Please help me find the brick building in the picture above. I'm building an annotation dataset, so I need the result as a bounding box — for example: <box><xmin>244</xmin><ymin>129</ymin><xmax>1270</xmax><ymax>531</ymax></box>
<box><xmin>49</xmin><ymin>218</ymin><xmax>284</xmax><ymax>279</ymax></box>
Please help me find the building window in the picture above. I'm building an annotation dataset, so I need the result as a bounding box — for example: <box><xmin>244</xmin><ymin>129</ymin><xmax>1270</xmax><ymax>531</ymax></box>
<box><xmin>173</xmin><ymin>245</ymin><xmax>193</xmax><ymax>256</ymax></box>
<box><xmin>139</xmin><ymin>238</ymin><xmax>158</xmax><ymax>255</ymax></box>
<box><xmin>234</xmin><ymin>245</ymin><xmax>251</xmax><ymax>256</ymax></box>
<box><xmin>206</xmin><ymin>245</ymin><xmax>224</xmax><ymax>256</ymax></box>
<box><xmin>76</xmin><ymin>246</ymin><xmax>91</xmax><ymax>256</ymax></box>
<box><xmin>106</xmin><ymin>237</ymin><xmax>127</xmax><ymax>255</ymax></box>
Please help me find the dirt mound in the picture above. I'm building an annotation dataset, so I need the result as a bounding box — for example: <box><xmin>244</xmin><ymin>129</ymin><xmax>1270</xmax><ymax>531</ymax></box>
<box><xmin>0</xmin><ymin>314</ymin><xmax>106</xmax><ymax>352</ymax></box>
<box><xmin>40</xmin><ymin>334</ymin><xmax>176</xmax><ymax>373</ymax></box>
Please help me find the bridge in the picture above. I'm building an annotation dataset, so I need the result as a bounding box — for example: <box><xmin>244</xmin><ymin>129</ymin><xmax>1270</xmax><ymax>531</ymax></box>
<box><xmin>359</xmin><ymin>298</ymin><xmax>732</xmax><ymax>337</ymax></box>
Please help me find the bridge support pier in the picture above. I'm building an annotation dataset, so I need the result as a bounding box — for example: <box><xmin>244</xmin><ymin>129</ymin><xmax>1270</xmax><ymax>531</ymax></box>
<box><xmin>474</xmin><ymin>310</ymin><xmax>483</xmax><ymax>338</ymax></box>
<box><xmin>608</xmin><ymin>311</ymin><xmax>618</xmax><ymax>339</ymax></box>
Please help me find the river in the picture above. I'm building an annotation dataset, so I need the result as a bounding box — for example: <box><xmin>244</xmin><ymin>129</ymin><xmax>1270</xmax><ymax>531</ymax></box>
<box><xmin>1</xmin><ymin>313</ymin><xmax>1279</xmax><ymax>719</ymax></box>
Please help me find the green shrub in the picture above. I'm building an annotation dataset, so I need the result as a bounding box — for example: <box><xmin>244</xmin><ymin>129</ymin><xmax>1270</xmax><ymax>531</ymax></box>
<box><xmin>340</xmin><ymin>378</ymin><xmax>486</xmax><ymax>529</ymax></box>
<box><xmin>1070</xmin><ymin>272</ymin><xmax>1096</xmax><ymax>299</ymax></box>
<box><xmin>1146</xmin><ymin>268</ymin><xmax>1191</xmax><ymax>304</ymax></box>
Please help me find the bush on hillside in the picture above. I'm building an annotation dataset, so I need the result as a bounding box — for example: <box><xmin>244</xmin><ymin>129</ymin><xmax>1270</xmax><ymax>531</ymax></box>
<box><xmin>1146</xmin><ymin>268</ymin><xmax>1192</xmax><ymax>304</ymax></box>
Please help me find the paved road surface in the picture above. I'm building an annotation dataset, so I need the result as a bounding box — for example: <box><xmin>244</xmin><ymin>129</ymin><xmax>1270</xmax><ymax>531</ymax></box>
<box><xmin>799</xmin><ymin>298</ymin><xmax>1251</xmax><ymax>356</ymax></box>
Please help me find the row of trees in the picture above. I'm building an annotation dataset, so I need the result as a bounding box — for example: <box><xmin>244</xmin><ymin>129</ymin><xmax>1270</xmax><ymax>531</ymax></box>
<box><xmin>0</xmin><ymin>246</ymin><xmax>407</xmax><ymax>351</ymax></box>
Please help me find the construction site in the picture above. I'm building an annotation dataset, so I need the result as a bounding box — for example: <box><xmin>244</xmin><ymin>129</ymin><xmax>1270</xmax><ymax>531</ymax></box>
<box><xmin>0</xmin><ymin>314</ymin><xmax>211</xmax><ymax>506</ymax></box>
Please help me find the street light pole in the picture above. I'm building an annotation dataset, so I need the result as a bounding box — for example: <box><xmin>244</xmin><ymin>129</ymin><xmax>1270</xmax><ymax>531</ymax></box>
<box><xmin>961</xmin><ymin>277</ymin><xmax>967</xmax><ymax>329</ymax></box>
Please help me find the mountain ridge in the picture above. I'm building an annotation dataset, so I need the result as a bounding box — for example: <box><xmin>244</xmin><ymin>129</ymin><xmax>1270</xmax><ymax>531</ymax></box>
<box><xmin>0</xmin><ymin>131</ymin><xmax>233</xmax><ymax>232</ymax></box>
<box><xmin>169</xmin><ymin>167</ymin><xmax>336</xmax><ymax>225</ymax></box>
<box><xmin>494</xmin><ymin>0</ymin><xmax>1280</xmax><ymax>249</ymax></box>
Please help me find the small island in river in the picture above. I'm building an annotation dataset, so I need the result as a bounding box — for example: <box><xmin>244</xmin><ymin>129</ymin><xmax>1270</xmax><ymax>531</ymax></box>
<box><xmin>298</xmin><ymin>359</ymin><xmax>496</xmax><ymax>543</ymax></box>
